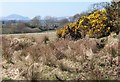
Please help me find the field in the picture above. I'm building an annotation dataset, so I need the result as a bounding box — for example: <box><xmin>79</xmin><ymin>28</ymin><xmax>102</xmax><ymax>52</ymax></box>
<box><xmin>1</xmin><ymin>31</ymin><xmax>57</xmax><ymax>41</ymax></box>
<box><xmin>1</xmin><ymin>31</ymin><xmax>120</xmax><ymax>80</ymax></box>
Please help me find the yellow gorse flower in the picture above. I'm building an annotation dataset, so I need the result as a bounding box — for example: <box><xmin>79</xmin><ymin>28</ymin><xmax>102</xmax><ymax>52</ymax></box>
<box><xmin>57</xmin><ymin>9</ymin><xmax>110</xmax><ymax>39</ymax></box>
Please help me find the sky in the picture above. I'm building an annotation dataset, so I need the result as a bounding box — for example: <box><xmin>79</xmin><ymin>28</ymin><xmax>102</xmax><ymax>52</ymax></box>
<box><xmin>0</xmin><ymin>0</ymin><xmax>112</xmax><ymax>19</ymax></box>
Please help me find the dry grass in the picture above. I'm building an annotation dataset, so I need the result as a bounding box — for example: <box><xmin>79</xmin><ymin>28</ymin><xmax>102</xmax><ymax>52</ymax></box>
<box><xmin>1</xmin><ymin>32</ymin><xmax>120</xmax><ymax>80</ymax></box>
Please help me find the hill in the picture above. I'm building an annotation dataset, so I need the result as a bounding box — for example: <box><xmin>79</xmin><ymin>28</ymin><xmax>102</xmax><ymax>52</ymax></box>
<box><xmin>1</xmin><ymin>14</ymin><xmax>30</xmax><ymax>21</ymax></box>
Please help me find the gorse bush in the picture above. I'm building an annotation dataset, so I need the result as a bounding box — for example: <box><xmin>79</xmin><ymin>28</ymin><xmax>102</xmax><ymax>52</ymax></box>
<box><xmin>86</xmin><ymin>10</ymin><xmax>110</xmax><ymax>38</ymax></box>
<box><xmin>56</xmin><ymin>22</ymin><xmax>81</xmax><ymax>39</ymax></box>
<box><xmin>57</xmin><ymin>1</ymin><xmax>119</xmax><ymax>40</ymax></box>
<box><xmin>57</xmin><ymin>10</ymin><xmax>110</xmax><ymax>39</ymax></box>
<box><xmin>105</xmin><ymin>1</ymin><xmax>120</xmax><ymax>34</ymax></box>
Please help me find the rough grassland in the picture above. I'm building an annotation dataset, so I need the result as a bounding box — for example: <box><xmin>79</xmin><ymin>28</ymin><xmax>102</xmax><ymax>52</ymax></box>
<box><xmin>1</xmin><ymin>31</ymin><xmax>57</xmax><ymax>41</ymax></box>
<box><xmin>1</xmin><ymin>32</ymin><xmax>120</xmax><ymax>81</ymax></box>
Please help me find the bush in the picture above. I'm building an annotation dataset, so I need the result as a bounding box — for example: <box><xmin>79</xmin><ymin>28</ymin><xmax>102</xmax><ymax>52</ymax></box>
<box><xmin>57</xmin><ymin>10</ymin><xmax>111</xmax><ymax>39</ymax></box>
<box><xmin>42</xmin><ymin>36</ymin><xmax>49</xmax><ymax>44</ymax></box>
<box><xmin>105</xmin><ymin>1</ymin><xmax>120</xmax><ymax>34</ymax></box>
<box><xmin>86</xmin><ymin>10</ymin><xmax>110</xmax><ymax>38</ymax></box>
<box><xmin>57</xmin><ymin>1</ymin><xmax>120</xmax><ymax>40</ymax></box>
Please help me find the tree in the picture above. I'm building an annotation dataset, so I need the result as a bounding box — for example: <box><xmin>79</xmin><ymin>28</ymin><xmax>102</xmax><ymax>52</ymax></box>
<box><xmin>44</xmin><ymin>16</ymin><xmax>57</xmax><ymax>30</ymax></box>
<box><xmin>89</xmin><ymin>2</ymin><xmax>109</xmax><ymax>12</ymax></box>
<box><xmin>25</xmin><ymin>16</ymin><xmax>41</xmax><ymax>29</ymax></box>
<box><xmin>31</xmin><ymin>16</ymin><xmax>41</xmax><ymax>28</ymax></box>
<box><xmin>59</xmin><ymin>18</ymin><xmax>69</xmax><ymax>27</ymax></box>
<box><xmin>73</xmin><ymin>14</ymin><xmax>80</xmax><ymax>21</ymax></box>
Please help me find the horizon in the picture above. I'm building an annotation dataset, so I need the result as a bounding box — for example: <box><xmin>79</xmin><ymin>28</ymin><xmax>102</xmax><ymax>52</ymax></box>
<box><xmin>1</xmin><ymin>1</ymin><xmax>112</xmax><ymax>19</ymax></box>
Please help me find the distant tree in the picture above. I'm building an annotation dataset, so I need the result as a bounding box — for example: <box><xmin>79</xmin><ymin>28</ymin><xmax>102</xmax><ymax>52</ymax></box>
<box><xmin>73</xmin><ymin>14</ymin><xmax>80</xmax><ymax>21</ymax></box>
<box><xmin>13</xmin><ymin>22</ymin><xmax>26</xmax><ymax>33</ymax></box>
<box><xmin>25</xmin><ymin>16</ymin><xmax>41</xmax><ymax>29</ymax></box>
<box><xmin>59</xmin><ymin>18</ymin><xmax>69</xmax><ymax>27</ymax></box>
<box><xmin>88</xmin><ymin>2</ymin><xmax>110</xmax><ymax>13</ymax></box>
<box><xmin>44</xmin><ymin>16</ymin><xmax>57</xmax><ymax>30</ymax></box>
<box><xmin>68</xmin><ymin>14</ymin><xmax>82</xmax><ymax>23</ymax></box>
<box><xmin>68</xmin><ymin>16</ymin><xmax>74</xmax><ymax>22</ymax></box>
<box><xmin>2</xmin><ymin>21</ymin><xmax>16</xmax><ymax>34</ymax></box>
<box><xmin>31</xmin><ymin>16</ymin><xmax>41</xmax><ymax>27</ymax></box>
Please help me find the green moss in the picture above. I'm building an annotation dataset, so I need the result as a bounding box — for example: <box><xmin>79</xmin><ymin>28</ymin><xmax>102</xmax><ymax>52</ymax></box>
<box><xmin>2</xmin><ymin>77</ymin><xmax>12</xmax><ymax>81</ymax></box>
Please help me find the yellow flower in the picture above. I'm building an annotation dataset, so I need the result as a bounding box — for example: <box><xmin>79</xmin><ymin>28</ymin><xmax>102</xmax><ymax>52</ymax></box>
<box><xmin>84</xmin><ymin>26</ymin><xmax>88</xmax><ymax>29</ymax></box>
<box><xmin>108</xmin><ymin>27</ymin><xmax>110</xmax><ymax>30</ymax></box>
<box><xmin>101</xmin><ymin>9</ymin><xmax>106</xmax><ymax>13</ymax></box>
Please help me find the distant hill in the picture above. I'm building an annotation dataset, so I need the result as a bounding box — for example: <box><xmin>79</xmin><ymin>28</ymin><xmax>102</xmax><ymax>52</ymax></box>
<box><xmin>1</xmin><ymin>14</ymin><xmax>30</xmax><ymax>21</ymax></box>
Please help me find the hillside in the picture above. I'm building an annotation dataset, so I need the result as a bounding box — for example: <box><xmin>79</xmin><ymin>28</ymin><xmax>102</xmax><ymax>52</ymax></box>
<box><xmin>1</xmin><ymin>14</ymin><xmax>30</xmax><ymax>21</ymax></box>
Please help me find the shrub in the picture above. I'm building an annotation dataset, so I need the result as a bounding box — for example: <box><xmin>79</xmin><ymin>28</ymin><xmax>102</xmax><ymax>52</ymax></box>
<box><xmin>2</xmin><ymin>34</ymin><xmax>119</xmax><ymax>80</ymax></box>
<box><xmin>105</xmin><ymin>1</ymin><xmax>120</xmax><ymax>34</ymax></box>
<box><xmin>42</xmin><ymin>36</ymin><xmax>49</xmax><ymax>44</ymax></box>
<box><xmin>87</xmin><ymin>10</ymin><xmax>110</xmax><ymax>38</ymax></box>
<box><xmin>57</xmin><ymin>1</ymin><xmax>120</xmax><ymax>40</ymax></box>
<box><xmin>57</xmin><ymin>10</ymin><xmax>111</xmax><ymax>39</ymax></box>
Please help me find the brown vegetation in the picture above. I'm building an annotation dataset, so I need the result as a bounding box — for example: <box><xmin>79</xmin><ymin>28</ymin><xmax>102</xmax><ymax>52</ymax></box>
<box><xmin>1</xmin><ymin>32</ymin><xmax>119</xmax><ymax>80</ymax></box>
<box><xmin>1</xmin><ymin>1</ymin><xmax>120</xmax><ymax>81</ymax></box>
